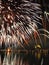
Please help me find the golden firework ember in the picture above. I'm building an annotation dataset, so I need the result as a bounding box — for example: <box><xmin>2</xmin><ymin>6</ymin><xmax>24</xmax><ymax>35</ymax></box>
<box><xmin>7</xmin><ymin>48</ymin><xmax>11</xmax><ymax>55</ymax></box>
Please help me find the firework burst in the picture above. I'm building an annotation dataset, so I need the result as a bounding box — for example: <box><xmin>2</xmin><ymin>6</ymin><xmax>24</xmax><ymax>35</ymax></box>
<box><xmin>0</xmin><ymin>0</ymin><xmax>49</xmax><ymax>50</ymax></box>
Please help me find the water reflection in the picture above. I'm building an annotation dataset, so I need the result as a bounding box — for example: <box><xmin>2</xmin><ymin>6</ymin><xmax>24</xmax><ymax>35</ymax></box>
<box><xmin>0</xmin><ymin>50</ymin><xmax>49</xmax><ymax>65</ymax></box>
<box><xmin>0</xmin><ymin>50</ymin><xmax>30</xmax><ymax>65</ymax></box>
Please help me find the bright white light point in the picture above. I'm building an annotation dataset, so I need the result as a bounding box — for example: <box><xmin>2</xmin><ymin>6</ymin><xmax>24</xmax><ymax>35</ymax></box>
<box><xmin>8</xmin><ymin>6</ymin><xmax>10</xmax><ymax>10</ymax></box>
<box><xmin>7</xmin><ymin>14</ymin><xmax>10</xmax><ymax>19</ymax></box>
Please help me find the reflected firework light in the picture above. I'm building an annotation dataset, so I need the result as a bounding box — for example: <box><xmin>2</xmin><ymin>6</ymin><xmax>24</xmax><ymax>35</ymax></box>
<box><xmin>7</xmin><ymin>48</ymin><xmax>11</xmax><ymax>55</ymax></box>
